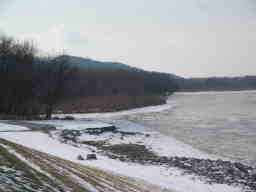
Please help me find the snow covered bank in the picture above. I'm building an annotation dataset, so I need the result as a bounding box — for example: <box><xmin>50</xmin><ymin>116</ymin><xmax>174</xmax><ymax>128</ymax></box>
<box><xmin>30</xmin><ymin>120</ymin><xmax>113</xmax><ymax>130</ymax></box>
<box><xmin>1</xmin><ymin>138</ymin><xmax>164</xmax><ymax>192</ymax></box>
<box><xmin>0</xmin><ymin>122</ymin><xmax>29</xmax><ymax>131</ymax></box>
<box><xmin>29</xmin><ymin>119</ymin><xmax>219</xmax><ymax>160</ymax></box>
<box><xmin>0</xmin><ymin>129</ymin><xmax>243</xmax><ymax>192</ymax></box>
<box><xmin>53</xmin><ymin>101</ymin><xmax>173</xmax><ymax>119</ymax></box>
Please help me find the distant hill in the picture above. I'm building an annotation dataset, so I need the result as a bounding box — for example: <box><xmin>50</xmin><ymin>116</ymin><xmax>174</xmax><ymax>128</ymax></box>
<box><xmin>62</xmin><ymin>55</ymin><xmax>256</xmax><ymax>92</ymax></box>
<box><xmin>61</xmin><ymin>55</ymin><xmax>179</xmax><ymax>95</ymax></box>
<box><xmin>62</xmin><ymin>55</ymin><xmax>180</xmax><ymax>78</ymax></box>
<box><xmin>176</xmin><ymin>76</ymin><xmax>256</xmax><ymax>92</ymax></box>
<box><xmin>62</xmin><ymin>55</ymin><xmax>140</xmax><ymax>71</ymax></box>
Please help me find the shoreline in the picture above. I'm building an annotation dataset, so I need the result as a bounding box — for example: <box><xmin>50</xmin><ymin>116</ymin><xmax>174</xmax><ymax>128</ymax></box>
<box><xmin>53</xmin><ymin>100</ymin><xmax>174</xmax><ymax>119</ymax></box>
<box><xmin>67</xmin><ymin>129</ymin><xmax>255</xmax><ymax>191</ymax></box>
<box><xmin>1</xmin><ymin>90</ymin><xmax>256</xmax><ymax>191</ymax></box>
<box><xmin>1</xmin><ymin>120</ymin><xmax>255</xmax><ymax>191</ymax></box>
<box><xmin>175</xmin><ymin>89</ymin><xmax>256</xmax><ymax>95</ymax></box>
<box><xmin>54</xmin><ymin>90</ymin><xmax>256</xmax><ymax>119</ymax></box>
<box><xmin>56</xmin><ymin>95</ymin><xmax>167</xmax><ymax>114</ymax></box>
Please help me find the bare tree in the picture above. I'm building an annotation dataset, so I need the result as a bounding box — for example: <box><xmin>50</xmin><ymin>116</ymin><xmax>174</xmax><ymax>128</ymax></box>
<box><xmin>39</xmin><ymin>55</ymin><xmax>75</xmax><ymax>119</ymax></box>
<box><xmin>0</xmin><ymin>36</ymin><xmax>37</xmax><ymax>116</ymax></box>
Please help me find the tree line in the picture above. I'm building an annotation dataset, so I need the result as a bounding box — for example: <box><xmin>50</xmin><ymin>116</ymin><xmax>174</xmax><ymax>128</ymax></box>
<box><xmin>64</xmin><ymin>68</ymin><xmax>178</xmax><ymax>98</ymax></box>
<box><xmin>0</xmin><ymin>35</ymin><xmax>178</xmax><ymax>119</ymax></box>
<box><xmin>0</xmin><ymin>36</ymin><xmax>75</xmax><ymax>119</ymax></box>
<box><xmin>177</xmin><ymin>76</ymin><xmax>256</xmax><ymax>91</ymax></box>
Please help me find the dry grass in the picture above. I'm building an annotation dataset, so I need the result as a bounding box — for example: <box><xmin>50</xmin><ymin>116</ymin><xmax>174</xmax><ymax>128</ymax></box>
<box><xmin>57</xmin><ymin>95</ymin><xmax>166</xmax><ymax>113</ymax></box>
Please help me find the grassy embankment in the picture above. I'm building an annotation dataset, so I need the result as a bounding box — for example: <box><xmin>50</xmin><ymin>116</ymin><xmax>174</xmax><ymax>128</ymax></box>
<box><xmin>0</xmin><ymin>138</ymin><xmax>172</xmax><ymax>192</ymax></box>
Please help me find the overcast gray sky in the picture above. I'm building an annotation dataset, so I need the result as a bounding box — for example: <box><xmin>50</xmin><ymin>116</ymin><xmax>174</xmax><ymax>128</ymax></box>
<box><xmin>1</xmin><ymin>0</ymin><xmax>256</xmax><ymax>77</ymax></box>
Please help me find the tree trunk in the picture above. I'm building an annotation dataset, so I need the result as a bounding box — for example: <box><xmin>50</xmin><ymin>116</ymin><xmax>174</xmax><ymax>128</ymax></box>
<box><xmin>46</xmin><ymin>105</ymin><xmax>53</xmax><ymax>119</ymax></box>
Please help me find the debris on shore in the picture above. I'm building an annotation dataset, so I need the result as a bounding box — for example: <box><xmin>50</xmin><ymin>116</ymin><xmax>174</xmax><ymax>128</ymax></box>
<box><xmin>55</xmin><ymin>127</ymin><xmax>256</xmax><ymax>191</ymax></box>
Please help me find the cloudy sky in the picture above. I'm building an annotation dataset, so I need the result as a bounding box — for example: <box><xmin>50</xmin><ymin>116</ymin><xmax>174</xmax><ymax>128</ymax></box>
<box><xmin>1</xmin><ymin>0</ymin><xmax>255</xmax><ymax>77</ymax></box>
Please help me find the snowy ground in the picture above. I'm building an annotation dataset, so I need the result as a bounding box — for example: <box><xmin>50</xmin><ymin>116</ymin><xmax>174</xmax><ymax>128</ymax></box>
<box><xmin>0</xmin><ymin>122</ymin><xmax>29</xmax><ymax>131</ymax></box>
<box><xmin>30</xmin><ymin>119</ymin><xmax>113</xmax><ymax>130</ymax></box>
<box><xmin>45</xmin><ymin>119</ymin><xmax>219</xmax><ymax>160</ymax></box>
<box><xmin>0</xmin><ymin>121</ymin><xmax>244</xmax><ymax>192</ymax></box>
<box><xmin>0</xmin><ymin>137</ymin><xmax>164</xmax><ymax>192</ymax></box>
<box><xmin>53</xmin><ymin>101</ymin><xmax>174</xmax><ymax>119</ymax></box>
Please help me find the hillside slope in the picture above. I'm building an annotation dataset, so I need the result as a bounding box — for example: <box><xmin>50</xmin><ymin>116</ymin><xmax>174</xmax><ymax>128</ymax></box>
<box><xmin>63</xmin><ymin>55</ymin><xmax>139</xmax><ymax>71</ymax></box>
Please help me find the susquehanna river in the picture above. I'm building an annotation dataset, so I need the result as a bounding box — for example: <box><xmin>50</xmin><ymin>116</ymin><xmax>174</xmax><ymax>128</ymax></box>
<box><xmin>123</xmin><ymin>91</ymin><xmax>256</xmax><ymax>166</ymax></box>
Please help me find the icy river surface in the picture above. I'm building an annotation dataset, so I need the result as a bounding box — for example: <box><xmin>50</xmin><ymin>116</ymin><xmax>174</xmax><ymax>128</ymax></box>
<box><xmin>122</xmin><ymin>91</ymin><xmax>256</xmax><ymax>166</ymax></box>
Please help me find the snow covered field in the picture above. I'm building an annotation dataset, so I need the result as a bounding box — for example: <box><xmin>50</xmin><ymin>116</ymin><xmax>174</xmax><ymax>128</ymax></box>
<box><xmin>0</xmin><ymin>121</ymin><xmax>244</xmax><ymax>192</ymax></box>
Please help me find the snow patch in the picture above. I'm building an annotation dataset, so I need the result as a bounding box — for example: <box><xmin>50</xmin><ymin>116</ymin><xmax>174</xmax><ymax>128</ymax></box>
<box><xmin>0</xmin><ymin>132</ymin><xmax>242</xmax><ymax>192</ymax></box>
<box><xmin>0</xmin><ymin>123</ymin><xmax>29</xmax><ymax>131</ymax></box>
<box><xmin>30</xmin><ymin>120</ymin><xmax>113</xmax><ymax>130</ymax></box>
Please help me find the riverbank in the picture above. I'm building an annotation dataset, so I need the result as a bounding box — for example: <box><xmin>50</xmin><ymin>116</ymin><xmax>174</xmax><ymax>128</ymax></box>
<box><xmin>0</xmin><ymin>137</ymin><xmax>166</xmax><ymax>192</ymax></box>
<box><xmin>56</xmin><ymin>95</ymin><xmax>167</xmax><ymax>113</ymax></box>
<box><xmin>3</xmin><ymin>119</ymin><xmax>252</xmax><ymax>192</ymax></box>
<box><xmin>0</xmin><ymin>119</ymin><xmax>247</xmax><ymax>192</ymax></box>
<box><xmin>0</xmin><ymin>97</ymin><xmax>255</xmax><ymax>191</ymax></box>
<box><xmin>48</xmin><ymin>120</ymin><xmax>255</xmax><ymax>191</ymax></box>
<box><xmin>52</xmin><ymin>98</ymin><xmax>173</xmax><ymax>119</ymax></box>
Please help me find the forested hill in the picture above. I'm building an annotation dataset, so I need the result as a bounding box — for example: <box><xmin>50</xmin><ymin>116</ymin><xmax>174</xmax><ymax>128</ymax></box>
<box><xmin>57</xmin><ymin>55</ymin><xmax>178</xmax><ymax>95</ymax></box>
<box><xmin>63</xmin><ymin>55</ymin><xmax>256</xmax><ymax>92</ymax></box>
<box><xmin>176</xmin><ymin>76</ymin><xmax>256</xmax><ymax>92</ymax></box>
<box><xmin>0</xmin><ymin>34</ymin><xmax>178</xmax><ymax>119</ymax></box>
<box><xmin>61</xmin><ymin>55</ymin><xmax>180</xmax><ymax>76</ymax></box>
<box><xmin>62</xmin><ymin>55</ymin><xmax>180</xmax><ymax>78</ymax></box>
<box><xmin>61</xmin><ymin>55</ymin><xmax>138</xmax><ymax>71</ymax></box>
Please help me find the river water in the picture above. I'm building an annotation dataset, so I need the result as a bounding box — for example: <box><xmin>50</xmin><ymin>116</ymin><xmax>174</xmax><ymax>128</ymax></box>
<box><xmin>123</xmin><ymin>91</ymin><xmax>256</xmax><ymax>166</ymax></box>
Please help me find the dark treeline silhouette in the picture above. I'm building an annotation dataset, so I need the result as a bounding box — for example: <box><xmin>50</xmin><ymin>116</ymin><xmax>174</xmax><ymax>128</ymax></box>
<box><xmin>177</xmin><ymin>76</ymin><xmax>256</xmax><ymax>91</ymax></box>
<box><xmin>64</xmin><ymin>69</ymin><xmax>178</xmax><ymax>98</ymax></box>
<box><xmin>0</xmin><ymin>35</ymin><xmax>178</xmax><ymax>118</ymax></box>
<box><xmin>0</xmin><ymin>36</ymin><xmax>75</xmax><ymax>119</ymax></box>
<box><xmin>0</xmin><ymin>36</ymin><xmax>36</xmax><ymax>116</ymax></box>
<box><xmin>57</xmin><ymin>68</ymin><xmax>178</xmax><ymax>113</ymax></box>
<box><xmin>60</xmin><ymin>55</ymin><xmax>178</xmax><ymax>97</ymax></box>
